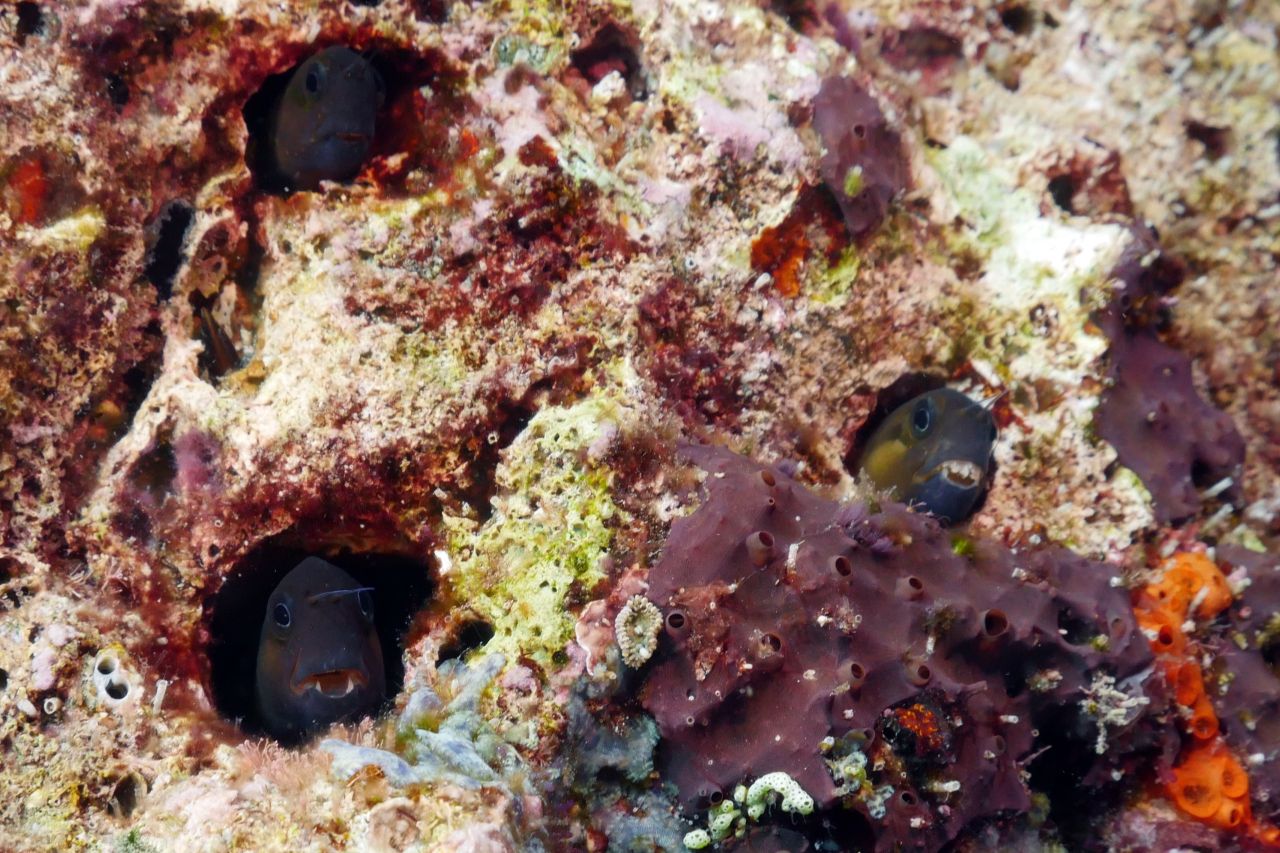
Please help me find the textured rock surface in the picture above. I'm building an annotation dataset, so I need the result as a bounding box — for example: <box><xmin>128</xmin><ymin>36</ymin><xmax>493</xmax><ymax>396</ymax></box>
<box><xmin>0</xmin><ymin>0</ymin><xmax>1278</xmax><ymax>850</ymax></box>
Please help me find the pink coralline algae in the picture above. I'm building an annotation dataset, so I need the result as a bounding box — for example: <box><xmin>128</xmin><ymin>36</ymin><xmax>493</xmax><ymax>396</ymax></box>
<box><xmin>811</xmin><ymin>75</ymin><xmax>909</xmax><ymax>239</ymax></box>
<box><xmin>639</xmin><ymin>447</ymin><xmax>1160</xmax><ymax>851</ymax></box>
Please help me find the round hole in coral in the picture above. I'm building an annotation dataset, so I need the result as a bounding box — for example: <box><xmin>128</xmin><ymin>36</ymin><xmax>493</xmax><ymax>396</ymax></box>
<box><xmin>97</xmin><ymin>655</ymin><xmax>117</xmax><ymax>676</ymax></box>
<box><xmin>992</xmin><ymin>734</ymin><xmax>1006</xmax><ymax>755</ymax></box>
<box><xmin>666</xmin><ymin>611</ymin><xmax>687</xmax><ymax>631</ymax></box>
<box><xmin>982</xmin><ymin>609</ymin><xmax>1009</xmax><ymax>637</ymax></box>
<box><xmin>832</xmin><ymin>555</ymin><xmax>853</xmax><ymax>577</ymax></box>
<box><xmin>685</xmin><ymin>715</ymin><xmax>696</xmax><ymax>727</ymax></box>
<box><xmin>899</xmin><ymin>790</ymin><xmax>918</xmax><ymax>807</ymax></box>
<box><xmin>709</xmin><ymin>789</ymin><xmax>724</xmax><ymax>805</ymax></box>
<box><xmin>853</xmin><ymin>124</ymin><xmax>866</xmax><ymax>139</ymax></box>
<box><xmin>1156</xmin><ymin>625</ymin><xmax>1175</xmax><ymax>648</ymax></box>
<box><xmin>105</xmin><ymin>679</ymin><xmax>129</xmax><ymax>701</ymax></box>
<box><xmin>761</xmin><ymin>633</ymin><xmax>782</xmax><ymax>653</ymax></box>
<box><xmin>760</xmin><ymin>470</ymin><xmax>776</xmax><ymax>487</ymax></box>
<box><xmin>847</xmin><ymin>661</ymin><xmax>866</xmax><ymax>684</ymax></box>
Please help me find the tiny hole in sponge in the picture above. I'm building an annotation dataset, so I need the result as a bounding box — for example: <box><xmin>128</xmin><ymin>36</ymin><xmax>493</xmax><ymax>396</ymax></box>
<box><xmin>898</xmin><ymin>790</ymin><xmax>919</xmax><ymax>807</ymax></box>
<box><xmin>991</xmin><ymin>734</ymin><xmax>1007</xmax><ymax>755</ymax></box>
<box><xmin>832</xmin><ymin>555</ymin><xmax>853</xmax><ymax>577</ymax></box>
<box><xmin>746</xmin><ymin>531</ymin><xmax>776</xmax><ymax>567</ymax></box>
<box><xmin>761</xmin><ymin>633</ymin><xmax>783</xmax><ymax>653</ymax></box>
<box><xmin>846</xmin><ymin>661</ymin><xmax>866</xmax><ymax>687</ymax></box>
<box><xmin>709</xmin><ymin>789</ymin><xmax>724</xmax><ymax>805</ymax></box>
<box><xmin>908</xmin><ymin>662</ymin><xmax>932</xmax><ymax>686</ymax></box>
<box><xmin>897</xmin><ymin>575</ymin><xmax>925</xmax><ymax>600</ymax></box>
<box><xmin>982</xmin><ymin>609</ymin><xmax>1009</xmax><ymax>637</ymax></box>
<box><xmin>759</xmin><ymin>470</ymin><xmax>777</xmax><ymax>487</ymax></box>
<box><xmin>666</xmin><ymin>611</ymin><xmax>687</xmax><ymax>632</ymax></box>
<box><xmin>105</xmin><ymin>679</ymin><xmax>129</xmax><ymax>701</ymax></box>
<box><xmin>1155</xmin><ymin>624</ymin><xmax>1176</xmax><ymax>649</ymax></box>
<box><xmin>96</xmin><ymin>655</ymin><xmax>117</xmax><ymax>676</ymax></box>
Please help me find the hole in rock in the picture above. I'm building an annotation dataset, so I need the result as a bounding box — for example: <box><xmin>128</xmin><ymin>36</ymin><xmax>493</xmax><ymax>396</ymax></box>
<box><xmin>15</xmin><ymin>3</ymin><xmax>43</xmax><ymax>44</ymax></box>
<box><xmin>1047</xmin><ymin>174</ymin><xmax>1077</xmax><ymax>214</ymax></box>
<box><xmin>207</xmin><ymin>542</ymin><xmax>433</xmax><ymax>741</ymax></box>
<box><xmin>143</xmin><ymin>200</ymin><xmax>194</xmax><ymax>300</ymax></box>
<box><xmin>105</xmin><ymin>680</ymin><xmax>129</xmax><ymax>701</ymax></box>
<box><xmin>999</xmin><ymin>4</ymin><xmax>1034</xmax><ymax>34</ymax></box>
<box><xmin>569</xmin><ymin>22</ymin><xmax>648</xmax><ymax>101</ymax></box>
<box><xmin>244</xmin><ymin>42</ymin><xmax>454</xmax><ymax>195</ymax></box>
<box><xmin>1185</xmin><ymin>121</ymin><xmax>1229</xmax><ymax>160</ymax></box>
<box><xmin>769</xmin><ymin>0</ymin><xmax>821</xmax><ymax>34</ymax></box>
<box><xmin>107</xmin><ymin>770</ymin><xmax>145</xmax><ymax>818</ymax></box>
<box><xmin>104</xmin><ymin>73</ymin><xmax>129</xmax><ymax>110</ymax></box>
<box><xmin>0</xmin><ymin>668</ymin><xmax>7</xmax><ymax>690</ymax></box>
<box><xmin>845</xmin><ymin>372</ymin><xmax>947</xmax><ymax>474</ymax></box>
<box><xmin>438</xmin><ymin>619</ymin><xmax>495</xmax><ymax>663</ymax></box>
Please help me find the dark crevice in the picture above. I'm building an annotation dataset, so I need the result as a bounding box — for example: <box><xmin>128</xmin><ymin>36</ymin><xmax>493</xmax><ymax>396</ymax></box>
<box><xmin>438</xmin><ymin>619</ymin><xmax>495</xmax><ymax>663</ymax></box>
<box><xmin>999</xmin><ymin>5</ymin><xmax>1034</xmax><ymax>35</ymax></box>
<box><xmin>1185</xmin><ymin>120</ymin><xmax>1230</xmax><ymax>160</ymax></box>
<box><xmin>15</xmin><ymin>2</ymin><xmax>43</xmax><ymax>44</ymax></box>
<box><xmin>1047</xmin><ymin>174</ymin><xmax>1077</xmax><ymax>214</ymax></box>
<box><xmin>143</xmin><ymin>200</ymin><xmax>195</xmax><ymax>299</ymax></box>
<box><xmin>570</xmin><ymin>22</ymin><xmax>648</xmax><ymax>101</ymax></box>
<box><xmin>207</xmin><ymin>542</ymin><xmax>433</xmax><ymax>740</ymax></box>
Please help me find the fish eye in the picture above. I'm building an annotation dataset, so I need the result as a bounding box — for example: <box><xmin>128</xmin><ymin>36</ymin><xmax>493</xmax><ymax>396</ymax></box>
<box><xmin>273</xmin><ymin>602</ymin><xmax>291</xmax><ymax>628</ymax></box>
<box><xmin>357</xmin><ymin>589</ymin><xmax>374</xmax><ymax>618</ymax></box>
<box><xmin>911</xmin><ymin>399</ymin><xmax>934</xmax><ymax>437</ymax></box>
<box><xmin>304</xmin><ymin>64</ymin><xmax>325</xmax><ymax>96</ymax></box>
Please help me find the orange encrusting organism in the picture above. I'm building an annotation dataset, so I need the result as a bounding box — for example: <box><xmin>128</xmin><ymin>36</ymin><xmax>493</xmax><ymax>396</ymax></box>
<box><xmin>1133</xmin><ymin>552</ymin><xmax>1280</xmax><ymax>846</ymax></box>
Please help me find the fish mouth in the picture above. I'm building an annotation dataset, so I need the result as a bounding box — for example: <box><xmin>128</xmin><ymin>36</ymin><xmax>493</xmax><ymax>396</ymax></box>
<box><xmin>291</xmin><ymin>667</ymin><xmax>369</xmax><ymax>698</ymax></box>
<box><xmin>925</xmin><ymin>459</ymin><xmax>985</xmax><ymax>489</ymax></box>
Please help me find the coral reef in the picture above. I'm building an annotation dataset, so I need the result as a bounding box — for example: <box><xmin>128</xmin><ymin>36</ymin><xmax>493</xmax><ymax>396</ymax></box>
<box><xmin>0</xmin><ymin>0</ymin><xmax>1278</xmax><ymax>849</ymax></box>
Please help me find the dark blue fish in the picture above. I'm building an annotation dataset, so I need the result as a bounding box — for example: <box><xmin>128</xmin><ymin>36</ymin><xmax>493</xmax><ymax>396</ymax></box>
<box><xmin>255</xmin><ymin>557</ymin><xmax>385</xmax><ymax>739</ymax></box>
<box><xmin>859</xmin><ymin>388</ymin><xmax>997</xmax><ymax>524</ymax></box>
<box><xmin>270</xmin><ymin>46</ymin><xmax>384</xmax><ymax>190</ymax></box>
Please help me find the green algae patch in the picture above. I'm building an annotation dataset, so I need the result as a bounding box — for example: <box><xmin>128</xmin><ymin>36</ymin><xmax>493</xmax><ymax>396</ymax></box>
<box><xmin>442</xmin><ymin>378</ymin><xmax>632</xmax><ymax>669</ymax></box>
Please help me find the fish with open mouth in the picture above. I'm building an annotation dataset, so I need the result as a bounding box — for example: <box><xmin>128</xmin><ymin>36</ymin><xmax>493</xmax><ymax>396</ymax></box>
<box><xmin>270</xmin><ymin>45</ymin><xmax>385</xmax><ymax>191</ymax></box>
<box><xmin>858</xmin><ymin>388</ymin><xmax>998</xmax><ymax>524</ymax></box>
<box><xmin>255</xmin><ymin>557</ymin><xmax>386</xmax><ymax>740</ymax></box>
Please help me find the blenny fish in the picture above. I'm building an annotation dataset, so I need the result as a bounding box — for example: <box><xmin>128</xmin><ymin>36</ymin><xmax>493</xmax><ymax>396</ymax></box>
<box><xmin>859</xmin><ymin>388</ymin><xmax>997</xmax><ymax>524</ymax></box>
<box><xmin>255</xmin><ymin>557</ymin><xmax>386</xmax><ymax>740</ymax></box>
<box><xmin>270</xmin><ymin>46</ymin><xmax>384</xmax><ymax>191</ymax></box>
